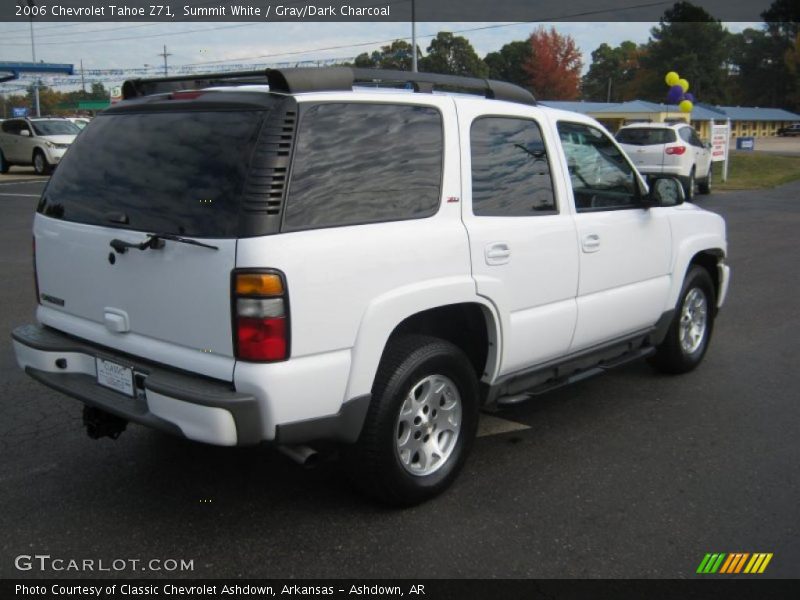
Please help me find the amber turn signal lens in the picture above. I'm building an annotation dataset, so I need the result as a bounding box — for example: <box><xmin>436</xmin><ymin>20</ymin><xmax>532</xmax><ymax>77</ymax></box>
<box><xmin>235</xmin><ymin>273</ymin><xmax>284</xmax><ymax>296</ymax></box>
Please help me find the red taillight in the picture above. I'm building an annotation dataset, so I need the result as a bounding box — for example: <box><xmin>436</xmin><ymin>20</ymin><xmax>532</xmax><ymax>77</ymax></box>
<box><xmin>33</xmin><ymin>237</ymin><xmax>40</xmax><ymax>304</ymax></box>
<box><xmin>232</xmin><ymin>270</ymin><xmax>289</xmax><ymax>362</ymax></box>
<box><xmin>236</xmin><ymin>317</ymin><xmax>287</xmax><ymax>361</ymax></box>
<box><xmin>665</xmin><ymin>145</ymin><xmax>687</xmax><ymax>155</ymax></box>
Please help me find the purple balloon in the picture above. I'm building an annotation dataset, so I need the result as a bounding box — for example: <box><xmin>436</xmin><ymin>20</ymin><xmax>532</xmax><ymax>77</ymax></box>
<box><xmin>684</xmin><ymin>92</ymin><xmax>695</xmax><ymax>102</ymax></box>
<box><xmin>666</xmin><ymin>85</ymin><xmax>684</xmax><ymax>104</ymax></box>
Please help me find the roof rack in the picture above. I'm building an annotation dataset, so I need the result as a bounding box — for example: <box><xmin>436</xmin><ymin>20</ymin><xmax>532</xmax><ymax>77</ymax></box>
<box><xmin>121</xmin><ymin>67</ymin><xmax>536</xmax><ymax>106</ymax></box>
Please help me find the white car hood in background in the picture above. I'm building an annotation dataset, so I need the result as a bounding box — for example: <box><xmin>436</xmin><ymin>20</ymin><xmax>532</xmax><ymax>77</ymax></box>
<box><xmin>40</xmin><ymin>135</ymin><xmax>76</xmax><ymax>145</ymax></box>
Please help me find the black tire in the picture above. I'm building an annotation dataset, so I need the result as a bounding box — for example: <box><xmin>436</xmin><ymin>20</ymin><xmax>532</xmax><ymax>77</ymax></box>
<box><xmin>649</xmin><ymin>266</ymin><xmax>716</xmax><ymax>375</ymax></box>
<box><xmin>683</xmin><ymin>168</ymin><xmax>696</xmax><ymax>202</ymax></box>
<box><xmin>345</xmin><ymin>334</ymin><xmax>479</xmax><ymax>506</ymax></box>
<box><xmin>0</xmin><ymin>149</ymin><xmax>9</xmax><ymax>174</ymax></box>
<box><xmin>32</xmin><ymin>149</ymin><xmax>51</xmax><ymax>175</ymax></box>
<box><xmin>698</xmin><ymin>166</ymin><xmax>712</xmax><ymax>195</ymax></box>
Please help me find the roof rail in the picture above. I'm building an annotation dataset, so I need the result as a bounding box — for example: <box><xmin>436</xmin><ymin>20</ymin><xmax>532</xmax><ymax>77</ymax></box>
<box><xmin>121</xmin><ymin>67</ymin><xmax>536</xmax><ymax>106</ymax></box>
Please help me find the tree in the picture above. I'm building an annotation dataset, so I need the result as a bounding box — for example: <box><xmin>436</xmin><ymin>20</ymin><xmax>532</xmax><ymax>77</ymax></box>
<box><xmin>484</xmin><ymin>41</ymin><xmax>531</xmax><ymax>89</ymax></box>
<box><xmin>762</xmin><ymin>0</ymin><xmax>800</xmax><ymax>41</ymax></box>
<box><xmin>760</xmin><ymin>0</ymin><xmax>800</xmax><ymax>111</ymax></box>
<box><xmin>419</xmin><ymin>32</ymin><xmax>488</xmax><ymax>77</ymax></box>
<box><xmin>581</xmin><ymin>41</ymin><xmax>642</xmax><ymax>102</ymax></box>
<box><xmin>640</xmin><ymin>2</ymin><xmax>730</xmax><ymax>104</ymax></box>
<box><xmin>89</xmin><ymin>82</ymin><xmax>107</xmax><ymax>101</ymax></box>
<box><xmin>523</xmin><ymin>27</ymin><xmax>582</xmax><ymax>100</ymax></box>
<box><xmin>728</xmin><ymin>28</ymin><xmax>791</xmax><ymax>108</ymax></box>
<box><xmin>353</xmin><ymin>40</ymin><xmax>420</xmax><ymax>71</ymax></box>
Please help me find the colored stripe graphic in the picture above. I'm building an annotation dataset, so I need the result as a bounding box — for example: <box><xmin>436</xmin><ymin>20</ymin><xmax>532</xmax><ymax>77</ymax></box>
<box><xmin>697</xmin><ymin>554</ymin><xmax>714</xmax><ymax>573</ymax></box>
<box><xmin>700</xmin><ymin>552</ymin><xmax>774</xmax><ymax>574</ymax></box>
<box><xmin>719</xmin><ymin>554</ymin><xmax>736</xmax><ymax>573</ymax></box>
<box><xmin>733</xmin><ymin>553</ymin><xmax>750</xmax><ymax>573</ymax></box>
<box><xmin>698</xmin><ymin>553</ymin><xmax>727</xmax><ymax>573</ymax></box>
<box><xmin>758</xmin><ymin>553</ymin><xmax>773</xmax><ymax>573</ymax></box>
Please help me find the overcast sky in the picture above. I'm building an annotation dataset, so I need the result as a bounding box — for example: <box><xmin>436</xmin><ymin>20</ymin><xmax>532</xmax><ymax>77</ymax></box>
<box><xmin>0</xmin><ymin>21</ymin><xmax>761</xmax><ymax>91</ymax></box>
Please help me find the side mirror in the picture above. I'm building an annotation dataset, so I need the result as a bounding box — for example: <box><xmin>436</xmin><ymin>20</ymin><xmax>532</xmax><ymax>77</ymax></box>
<box><xmin>704</xmin><ymin>141</ymin><xmax>712</xmax><ymax>150</ymax></box>
<box><xmin>19</xmin><ymin>129</ymin><xmax>31</xmax><ymax>137</ymax></box>
<box><xmin>643</xmin><ymin>177</ymin><xmax>685</xmax><ymax>208</ymax></box>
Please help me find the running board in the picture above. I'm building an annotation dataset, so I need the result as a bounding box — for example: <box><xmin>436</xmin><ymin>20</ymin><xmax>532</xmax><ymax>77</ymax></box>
<box><xmin>494</xmin><ymin>346</ymin><xmax>655</xmax><ymax>408</ymax></box>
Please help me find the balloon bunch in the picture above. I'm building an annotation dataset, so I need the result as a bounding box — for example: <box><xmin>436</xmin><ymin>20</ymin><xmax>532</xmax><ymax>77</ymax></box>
<box><xmin>665</xmin><ymin>71</ymin><xmax>695</xmax><ymax>113</ymax></box>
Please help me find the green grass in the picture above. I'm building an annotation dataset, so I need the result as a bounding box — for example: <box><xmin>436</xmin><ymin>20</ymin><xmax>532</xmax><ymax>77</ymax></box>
<box><xmin>713</xmin><ymin>152</ymin><xmax>800</xmax><ymax>190</ymax></box>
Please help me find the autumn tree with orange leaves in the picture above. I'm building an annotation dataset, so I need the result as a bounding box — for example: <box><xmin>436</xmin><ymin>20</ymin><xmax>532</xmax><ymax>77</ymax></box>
<box><xmin>523</xmin><ymin>27</ymin><xmax>583</xmax><ymax>100</ymax></box>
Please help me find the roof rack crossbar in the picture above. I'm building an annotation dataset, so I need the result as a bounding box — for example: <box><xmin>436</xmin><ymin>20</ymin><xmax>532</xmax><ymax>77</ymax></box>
<box><xmin>121</xmin><ymin>67</ymin><xmax>536</xmax><ymax>106</ymax></box>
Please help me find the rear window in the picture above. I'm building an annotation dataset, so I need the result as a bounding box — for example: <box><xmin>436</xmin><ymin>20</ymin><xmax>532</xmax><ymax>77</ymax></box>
<box><xmin>615</xmin><ymin>128</ymin><xmax>676</xmax><ymax>146</ymax></box>
<box><xmin>39</xmin><ymin>111</ymin><xmax>264</xmax><ymax>237</ymax></box>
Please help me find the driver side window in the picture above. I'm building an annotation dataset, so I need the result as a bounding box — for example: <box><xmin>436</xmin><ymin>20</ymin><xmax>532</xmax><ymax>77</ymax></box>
<box><xmin>557</xmin><ymin>121</ymin><xmax>641</xmax><ymax>212</ymax></box>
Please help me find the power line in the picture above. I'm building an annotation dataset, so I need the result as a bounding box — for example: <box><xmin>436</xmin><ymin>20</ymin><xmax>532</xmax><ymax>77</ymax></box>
<box><xmin>0</xmin><ymin>21</ymin><xmax>266</xmax><ymax>45</ymax></box>
<box><xmin>183</xmin><ymin>1</ymin><xmax>672</xmax><ymax>67</ymax></box>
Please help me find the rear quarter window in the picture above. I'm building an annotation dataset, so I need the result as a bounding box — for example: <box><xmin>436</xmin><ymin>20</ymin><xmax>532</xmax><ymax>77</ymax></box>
<box><xmin>283</xmin><ymin>103</ymin><xmax>443</xmax><ymax>231</ymax></box>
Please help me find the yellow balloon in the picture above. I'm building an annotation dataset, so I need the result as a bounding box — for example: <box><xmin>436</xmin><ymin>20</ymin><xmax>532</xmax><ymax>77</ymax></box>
<box><xmin>679</xmin><ymin>100</ymin><xmax>694</xmax><ymax>113</ymax></box>
<box><xmin>665</xmin><ymin>71</ymin><xmax>680</xmax><ymax>86</ymax></box>
<box><xmin>678</xmin><ymin>78</ymin><xmax>690</xmax><ymax>93</ymax></box>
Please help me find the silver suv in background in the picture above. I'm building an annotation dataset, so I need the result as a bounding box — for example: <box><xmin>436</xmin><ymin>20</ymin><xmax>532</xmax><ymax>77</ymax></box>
<box><xmin>616</xmin><ymin>122</ymin><xmax>712</xmax><ymax>201</ymax></box>
<box><xmin>0</xmin><ymin>117</ymin><xmax>81</xmax><ymax>175</ymax></box>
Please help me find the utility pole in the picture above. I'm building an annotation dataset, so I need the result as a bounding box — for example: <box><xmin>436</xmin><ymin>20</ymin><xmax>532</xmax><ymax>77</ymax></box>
<box><xmin>158</xmin><ymin>45</ymin><xmax>172</xmax><ymax>76</ymax></box>
<box><xmin>27</xmin><ymin>0</ymin><xmax>40</xmax><ymax>116</ymax></box>
<box><xmin>607</xmin><ymin>78</ymin><xmax>612</xmax><ymax>103</ymax></box>
<box><xmin>80</xmin><ymin>59</ymin><xmax>86</xmax><ymax>93</ymax></box>
<box><xmin>411</xmin><ymin>0</ymin><xmax>417</xmax><ymax>72</ymax></box>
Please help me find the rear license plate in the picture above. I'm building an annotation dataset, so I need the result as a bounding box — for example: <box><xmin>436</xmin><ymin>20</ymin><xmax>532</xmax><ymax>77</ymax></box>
<box><xmin>96</xmin><ymin>358</ymin><xmax>134</xmax><ymax>397</ymax></box>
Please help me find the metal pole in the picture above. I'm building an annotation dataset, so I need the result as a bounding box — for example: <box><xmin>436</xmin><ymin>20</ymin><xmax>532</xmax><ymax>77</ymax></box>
<box><xmin>158</xmin><ymin>45</ymin><xmax>171</xmax><ymax>76</ymax></box>
<box><xmin>80</xmin><ymin>59</ymin><xmax>85</xmax><ymax>93</ymax></box>
<box><xmin>606</xmin><ymin>78</ymin><xmax>612</xmax><ymax>103</ymax></box>
<box><xmin>722</xmin><ymin>118</ymin><xmax>730</xmax><ymax>183</ymax></box>
<box><xmin>28</xmin><ymin>0</ymin><xmax>40</xmax><ymax>117</ymax></box>
<box><xmin>411</xmin><ymin>0</ymin><xmax>417</xmax><ymax>72</ymax></box>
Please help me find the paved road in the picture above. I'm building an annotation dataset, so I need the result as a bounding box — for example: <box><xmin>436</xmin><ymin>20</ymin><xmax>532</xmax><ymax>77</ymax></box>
<box><xmin>0</xmin><ymin>179</ymin><xmax>798</xmax><ymax>579</ymax></box>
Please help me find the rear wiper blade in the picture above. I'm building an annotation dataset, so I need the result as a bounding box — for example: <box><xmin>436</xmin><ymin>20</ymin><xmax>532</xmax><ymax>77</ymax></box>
<box><xmin>109</xmin><ymin>233</ymin><xmax>218</xmax><ymax>254</ymax></box>
<box><xmin>147</xmin><ymin>232</ymin><xmax>219</xmax><ymax>251</ymax></box>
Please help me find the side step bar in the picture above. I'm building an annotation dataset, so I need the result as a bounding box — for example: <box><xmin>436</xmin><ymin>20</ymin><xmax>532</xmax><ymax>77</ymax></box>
<box><xmin>484</xmin><ymin>336</ymin><xmax>656</xmax><ymax>411</ymax></box>
<box><xmin>493</xmin><ymin>345</ymin><xmax>657</xmax><ymax>408</ymax></box>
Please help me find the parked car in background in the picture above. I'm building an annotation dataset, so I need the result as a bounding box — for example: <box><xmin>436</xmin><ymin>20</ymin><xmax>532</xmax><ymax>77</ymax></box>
<box><xmin>616</xmin><ymin>123</ymin><xmax>712</xmax><ymax>200</ymax></box>
<box><xmin>777</xmin><ymin>123</ymin><xmax>800</xmax><ymax>137</ymax></box>
<box><xmin>0</xmin><ymin>117</ymin><xmax>81</xmax><ymax>174</ymax></box>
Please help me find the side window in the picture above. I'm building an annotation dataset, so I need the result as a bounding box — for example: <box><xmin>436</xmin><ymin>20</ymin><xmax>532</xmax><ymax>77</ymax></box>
<box><xmin>689</xmin><ymin>129</ymin><xmax>704</xmax><ymax>147</ymax></box>
<box><xmin>470</xmin><ymin>116</ymin><xmax>556</xmax><ymax>216</ymax></box>
<box><xmin>284</xmin><ymin>103</ymin><xmax>443</xmax><ymax>231</ymax></box>
<box><xmin>557</xmin><ymin>121</ymin><xmax>640</xmax><ymax>212</ymax></box>
<box><xmin>679</xmin><ymin>127</ymin><xmax>695</xmax><ymax>145</ymax></box>
<box><xmin>2</xmin><ymin>120</ymin><xmax>20</xmax><ymax>135</ymax></box>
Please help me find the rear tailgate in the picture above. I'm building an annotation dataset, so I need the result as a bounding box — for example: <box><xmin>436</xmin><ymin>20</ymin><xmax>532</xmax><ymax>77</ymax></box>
<box><xmin>35</xmin><ymin>218</ymin><xmax>237</xmax><ymax>380</ymax></box>
<box><xmin>33</xmin><ymin>105</ymin><xmax>271</xmax><ymax>381</ymax></box>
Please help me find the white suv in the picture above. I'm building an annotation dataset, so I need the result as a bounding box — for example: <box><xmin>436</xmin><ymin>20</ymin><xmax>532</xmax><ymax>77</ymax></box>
<box><xmin>0</xmin><ymin>117</ymin><xmax>81</xmax><ymax>174</ymax></box>
<box><xmin>616</xmin><ymin>122</ymin><xmax>713</xmax><ymax>201</ymax></box>
<box><xmin>11</xmin><ymin>68</ymin><xmax>730</xmax><ymax>505</ymax></box>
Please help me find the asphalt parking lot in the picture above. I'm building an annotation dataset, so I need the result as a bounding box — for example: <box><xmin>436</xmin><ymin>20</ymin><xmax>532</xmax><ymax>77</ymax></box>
<box><xmin>0</xmin><ymin>176</ymin><xmax>798</xmax><ymax>579</ymax></box>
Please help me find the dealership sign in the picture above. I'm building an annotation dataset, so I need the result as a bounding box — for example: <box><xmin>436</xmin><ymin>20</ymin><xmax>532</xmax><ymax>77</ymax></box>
<box><xmin>711</xmin><ymin>124</ymin><xmax>729</xmax><ymax>162</ymax></box>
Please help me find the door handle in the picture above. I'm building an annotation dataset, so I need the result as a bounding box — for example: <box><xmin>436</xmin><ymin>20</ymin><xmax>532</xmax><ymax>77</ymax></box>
<box><xmin>485</xmin><ymin>242</ymin><xmax>511</xmax><ymax>265</ymax></box>
<box><xmin>581</xmin><ymin>233</ymin><xmax>601</xmax><ymax>253</ymax></box>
